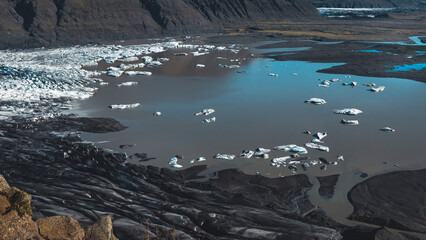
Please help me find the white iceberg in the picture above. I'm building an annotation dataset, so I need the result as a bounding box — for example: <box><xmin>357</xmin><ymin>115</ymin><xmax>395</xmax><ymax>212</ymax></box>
<box><xmin>106</xmin><ymin>67</ymin><xmax>123</xmax><ymax>77</ymax></box>
<box><xmin>333</xmin><ymin>108</ymin><xmax>363</xmax><ymax>115</ymax></box>
<box><xmin>311</xmin><ymin>139</ymin><xmax>323</xmax><ymax>143</ymax></box>
<box><xmin>153</xmin><ymin>112</ymin><xmax>162</xmax><ymax>116</ymax></box>
<box><xmin>314</xmin><ymin>132</ymin><xmax>327</xmax><ymax>141</ymax></box>
<box><xmin>305</xmin><ymin>98</ymin><xmax>326</xmax><ymax>105</ymax></box>
<box><xmin>350</xmin><ymin>82</ymin><xmax>357</xmax><ymax>87</ymax></box>
<box><xmin>214</xmin><ymin>154</ymin><xmax>235</xmax><ymax>160</ymax></box>
<box><xmin>340</xmin><ymin>119</ymin><xmax>359</xmax><ymax>125</ymax></box>
<box><xmin>363</xmin><ymin>83</ymin><xmax>376</xmax><ymax>87</ymax></box>
<box><xmin>196</xmin><ymin>157</ymin><xmax>206</xmax><ymax>162</ymax></box>
<box><xmin>157</xmin><ymin>58</ymin><xmax>169</xmax><ymax>62</ymax></box>
<box><xmin>146</xmin><ymin>61</ymin><xmax>163</xmax><ymax>68</ymax></box>
<box><xmin>194</xmin><ymin>108</ymin><xmax>215</xmax><ymax>116</ymax></box>
<box><xmin>271</xmin><ymin>156</ymin><xmax>291</xmax><ymax>164</ymax></box>
<box><xmin>305</xmin><ymin>143</ymin><xmax>330</xmax><ymax>152</ymax></box>
<box><xmin>174</xmin><ymin>53</ymin><xmax>188</xmax><ymax>56</ymax></box>
<box><xmin>117</xmin><ymin>56</ymin><xmax>139</xmax><ymax>62</ymax></box>
<box><xmin>141</xmin><ymin>56</ymin><xmax>153</xmax><ymax>63</ymax></box>
<box><xmin>370</xmin><ymin>86</ymin><xmax>385</xmax><ymax>92</ymax></box>
<box><xmin>273</xmin><ymin>144</ymin><xmax>308</xmax><ymax>154</ymax></box>
<box><xmin>109</xmin><ymin>103</ymin><xmax>140</xmax><ymax>109</ymax></box>
<box><xmin>190</xmin><ymin>51</ymin><xmax>209</xmax><ymax>56</ymax></box>
<box><xmin>238</xmin><ymin>150</ymin><xmax>254</xmax><ymax>159</ymax></box>
<box><xmin>218</xmin><ymin>64</ymin><xmax>240</xmax><ymax>69</ymax></box>
<box><xmin>124</xmin><ymin>71</ymin><xmax>152</xmax><ymax>76</ymax></box>
<box><xmin>171</xmin><ymin>164</ymin><xmax>183</xmax><ymax>168</ymax></box>
<box><xmin>116</xmin><ymin>82</ymin><xmax>138</xmax><ymax>87</ymax></box>
<box><xmin>380</xmin><ymin>127</ymin><xmax>395</xmax><ymax>132</ymax></box>
<box><xmin>269</xmin><ymin>73</ymin><xmax>278</xmax><ymax>77</ymax></box>
<box><xmin>255</xmin><ymin>148</ymin><xmax>271</xmax><ymax>154</ymax></box>
<box><xmin>119</xmin><ymin>63</ymin><xmax>145</xmax><ymax>70</ymax></box>
<box><xmin>203</xmin><ymin>117</ymin><xmax>216</xmax><ymax>123</ymax></box>
<box><xmin>195</xmin><ymin>64</ymin><xmax>206</xmax><ymax>68</ymax></box>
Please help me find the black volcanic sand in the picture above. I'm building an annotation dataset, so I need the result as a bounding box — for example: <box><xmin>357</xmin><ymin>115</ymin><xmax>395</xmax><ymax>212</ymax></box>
<box><xmin>348</xmin><ymin>169</ymin><xmax>426</xmax><ymax>234</ymax></box>
<box><xmin>2</xmin><ymin>116</ymin><xmax>418</xmax><ymax>239</ymax></box>
<box><xmin>317</xmin><ymin>174</ymin><xmax>340</xmax><ymax>198</ymax></box>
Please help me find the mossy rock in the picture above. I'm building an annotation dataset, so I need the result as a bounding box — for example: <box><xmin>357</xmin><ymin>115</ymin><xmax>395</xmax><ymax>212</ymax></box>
<box><xmin>0</xmin><ymin>187</ymin><xmax>33</xmax><ymax>217</ymax></box>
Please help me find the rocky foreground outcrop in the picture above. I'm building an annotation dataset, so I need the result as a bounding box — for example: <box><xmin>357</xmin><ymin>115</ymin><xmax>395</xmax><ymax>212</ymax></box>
<box><xmin>0</xmin><ymin>0</ymin><xmax>319</xmax><ymax>49</ymax></box>
<box><xmin>0</xmin><ymin>175</ymin><xmax>118</xmax><ymax>240</ymax></box>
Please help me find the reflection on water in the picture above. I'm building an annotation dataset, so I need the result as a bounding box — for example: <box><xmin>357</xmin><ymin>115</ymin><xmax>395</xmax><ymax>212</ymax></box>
<box><xmin>73</xmin><ymin>44</ymin><xmax>426</xmax><ymax>223</ymax></box>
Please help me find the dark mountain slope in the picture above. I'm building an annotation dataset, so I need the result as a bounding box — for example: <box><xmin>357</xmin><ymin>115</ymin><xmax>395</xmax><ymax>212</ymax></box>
<box><xmin>0</xmin><ymin>0</ymin><xmax>319</xmax><ymax>49</ymax></box>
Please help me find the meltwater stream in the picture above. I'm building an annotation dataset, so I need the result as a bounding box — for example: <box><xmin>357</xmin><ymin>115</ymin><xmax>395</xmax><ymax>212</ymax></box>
<box><xmin>73</xmin><ymin>43</ymin><xmax>426</xmax><ymax>224</ymax></box>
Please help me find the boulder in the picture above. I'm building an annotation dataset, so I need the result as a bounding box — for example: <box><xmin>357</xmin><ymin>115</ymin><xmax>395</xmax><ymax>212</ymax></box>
<box><xmin>0</xmin><ymin>175</ymin><xmax>10</xmax><ymax>191</ymax></box>
<box><xmin>0</xmin><ymin>211</ymin><xmax>42</xmax><ymax>240</ymax></box>
<box><xmin>36</xmin><ymin>216</ymin><xmax>85</xmax><ymax>240</ymax></box>
<box><xmin>0</xmin><ymin>187</ymin><xmax>32</xmax><ymax>216</ymax></box>
<box><xmin>0</xmin><ymin>195</ymin><xmax>10</xmax><ymax>214</ymax></box>
<box><xmin>85</xmin><ymin>216</ymin><xmax>119</xmax><ymax>240</ymax></box>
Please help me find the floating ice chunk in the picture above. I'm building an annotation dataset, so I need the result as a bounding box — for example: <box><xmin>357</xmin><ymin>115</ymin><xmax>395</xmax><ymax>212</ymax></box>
<box><xmin>216</xmin><ymin>47</ymin><xmax>227</xmax><ymax>51</ymax></box>
<box><xmin>169</xmin><ymin>157</ymin><xmax>178</xmax><ymax>165</ymax></box>
<box><xmin>318</xmin><ymin>84</ymin><xmax>330</xmax><ymax>88</ymax></box>
<box><xmin>174</xmin><ymin>53</ymin><xmax>188</xmax><ymax>56</ymax></box>
<box><xmin>217</xmin><ymin>57</ymin><xmax>227</xmax><ymax>60</ymax></box>
<box><xmin>305</xmin><ymin>98</ymin><xmax>326</xmax><ymax>105</ymax></box>
<box><xmin>190</xmin><ymin>51</ymin><xmax>209</xmax><ymax>56</ymax></box>
<box><xmin>255</xmin><ymin>148</ymin><xmax>271</xmax><ymax>154</ymax></box>
<box><xmin>340</xmin><ymin>119</ymin><xmax>359</xmax><ymax>125</ymax></box>
<box><xmin>116</xmin><ymin>82</ymin><xmax>138</xmax><ymax>87</ymax></box>
<box><xmin>203</xmin><ymin>117</ymin><xmax>216</xmax><ymax>123</ymax></box>
<box><xmin>330</xmin><ymin>78</ymin><xmax>341</xmax><ymax>82</ymax></box>
<box><xmin>106</xmin><ymin>67</ymin><xmax>123</xmax><ymax>77</ymax></box>
<box><xmin>146</xmin><ymin>61</ymin><xmax>163</xmax><ymax>68</ymax></box>
<box><xmin>311</xmin><ymin>139</ymin><xmax>323</xmax><ymax>143</ymax></box>
<box><xmin>194</xmin><ymin>108</ymin><xmax>215</xmax><ymax>116</ymax></box>
<box><xmin>271</xmin><ymin>156</ymin><xmax>291</xmax><ymax>164</ymax></box>
<box><xmin>380</xmin><ymin>127</ymin><xmax>395</xmax><ymax>132</ymax></box>
<box><xmin>305</xmin><ymin>143</ymin><xmax>330</xmax><ymax>152</ymax></box>
<box><xmin>337</xmin><ymin>155</ymin><xmax>344</xmax><ymax>161</ymax></box>
<box><xmin>254</xmin><ymin>153</ymin><xmax>269</xmax><ymax>159</ymax></box>
<box><xmin>350</xmin><ymin>82</ymin><xmax>357</xmax><ymax>87</ymax></box>
<box><xmin>196</xmin><ymin>157</ymin><xmax>206</xmax><ymax>162</ymax></box>
<box><xmin>330</xmin><ymin>161</ymin><xmax>338</xmax><ymax>165</ymax></box>
<box><xmin>269</xmin><ymin>73</ymin><xmax>278</xmax><ymax>77</ymax></box>
<box><xmin>363</xmin><ymin>83</ymin><xmax>376</xmax><ymax>87</ymax></box>
<box><xmin>292</xmin><ymin>73</ymin><xmax>298</xmax><ymax>76</ymax></box>
<box><xmin>119</xmin><ymin>63</ymin><xmax>145</xmax><ymax>70</ymax></box>
<box><xmin>109</xmin><ymin>103</ymin><xmax>140</xmax><ymax>109</ymax></box>
<box><xmin>370</xmin><ymin>86</ymin><xmax>385</xmax><ymax>92</ymax></box>
<box><xmin>157</xmin><ymin>58</ymin><xmax>169</xmax><ymax>62</ymax></box>
<box><xmin>171</xmin><ymin>164</ymin><xmax>183</xmax><ymax>168</ymax></box>
<box><xmin>309</xmin><ymin>160</ymin><xmax>319</xmax><ymax>166</ymax></box>
<box><xmin>99</xmin><ymin>82</ymin><xmax>109</xmax><ymax>86</ymax></box>
<box><xmin>333</xmin><ymin>108</ymin><xmax>363</xmax><ymax>116</ymax></box>
<box><xmin>124</xmin><ymin>71</ymin><xmax>152</xmax><ymax>76</ymax></box>
<box><xmin>239</xmin><ymin>150</ymin><xmax>254</xmax><ymax>159</ymax></box>
<box><xmin>154</xmin><ymin>112</ymin><xmax>162</xmax><ymax>116</ymax></box>
<box><xmin>195</xmin><ymin>64</ymin><xmax>206</xmax><ymax>68</ymax></box>
<box><xmin>288</xmin><ymin>160</ymin><xmax>301</xmax><ymax>165</ymax></box>
<box><xmin>117</xmin><ymin>56</ymin><xmax>139</xmax><ymax>62</ymax></box>
<box><xmin>274</xmin><ymin>144</ymin><xmax>308</xmax><ymax>154</ymax></box>
<box><xmin>141</xmin><ymin>56</ymin><xmax>153</xmax><ymax>63</ymax></box>
<box><xmin>218</xmin><ymin>64</ymin><xmax>240</xmax><ymax>69</ymax></box>
<box><xmin>214</xmin><ymin>154</ymin><xmax>235</xmax><ymax>160</ymax></box>
<box><xmin>314</xmin><ymin>132</ymin><xmax>327</xmax><ymax>141</ymax></box>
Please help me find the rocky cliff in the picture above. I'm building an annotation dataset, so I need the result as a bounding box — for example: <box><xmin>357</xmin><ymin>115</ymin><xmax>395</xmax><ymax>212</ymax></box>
<box><xmin>309</xmin><ymin>0</ymin><xmax>425</xmax><ymax>8</ymax></box>
<box><xmin>0</xmin><ymin>0</ymin><xmax>319</xmax><ymax>49</ymax></box>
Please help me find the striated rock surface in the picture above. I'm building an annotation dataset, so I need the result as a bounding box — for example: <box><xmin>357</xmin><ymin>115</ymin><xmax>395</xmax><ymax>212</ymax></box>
<box><xmin>348</xmin><ymin>169</ymin><xmax>426</xmax><ymax>233</ymax></box>
<box><xmin>36</xmin><ymin>216</ymin><xmax>85</xmax><ymax>240</ymax></box>
<box><xmin>0</xmin><ymin>0</ymin><xmax>319</xmax><ymax>49</ymax></box>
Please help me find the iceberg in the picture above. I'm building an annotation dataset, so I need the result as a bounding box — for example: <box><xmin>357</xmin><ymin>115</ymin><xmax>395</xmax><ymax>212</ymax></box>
<box><xmin>118</xmin><ymin>63</ymin><xmax>145</xmax><ymax>70</ymax></box>
<box><xmin>194</xmin><ymin>109</ymin><xmax>215</xmax><ymax>116</ymax></box>
<box><xmin>269</xmin><ymin>73</ymin><xmax>279</xmax><ymax>77</ymax></box>
<box><xmin>271</xmin><ymin>156</ymin><xmax>291</xmax><ymax>164</ymax></box>
<box><xmin>380</xmin><ymin>127</ymin><xmax>395</xmax><ymax>132</ymax></box>
<box><xmin>116</xmin><ymin>82</ymin><xmax>138</xmax><ymax>87</ymax></box>
<box><xmin>340</xmin><ymin>119</ymin><xmax>359</xmax><ymax>125</ymax></box>
<box><xmin>369</xmin><ymin>86</ymin><xmax>385</xmax><ymax>92</ymax></box>
<box><xmin>153</xmin><ymin>112</ymin><xmax>162</xmax><ymax>116</ymax></box>
<box><xmin>106</xmin><ymin>67</ymin><xmax>123</xmax><ymax>77</ymax></box>
<box><xmin>218</xmin><ymin>64</ymin><xmax>240</xmax><ymax>69</ymax></box>
<box><xmin>333</xmin><ymin>108</ymin><xmax>363</xmax><ymax>115</ymax></box>
<box><xmin>117</xmin><ymin>56</ymin><xmax>139</xmax><ymax>62</ymax></box>
<box><xmin>124</xmin><ymin>71</ymin><xmax>152</xmax><ymax>76</ymax></box>
<box><xmin>305</xmin><ymin>143</ymin><xmax>330</xmax><ymax>152</ymax></box>
<box><xmin>314</xmin><ymin>132</ymin><xmax>327</xmax><ymax>141</ymax></box>
<box><xmin>109</xmin><ymin>103</ymin><xmax>140</xmax><ymax>109</ymax></box>
<box><xmin>203</xmin><ymin>117</ymin><xmax>216</xmax><ymax>123</ymax></box>
<box><xmin>238</xmin><ymin>150</ymin><xmax>254</xmax><ymax>159</ymax></box>
<box><xmin>195</xmin><ymin>64</ymin><xmax>206</xmax><ymax>68</ymax></box>
<box><xmin>305</xmin><ymin>98</ymin><xmax>326</xmax><ymax>105</ymax></box>
<box><xmin>273</xmin><ymin>144</ymin><xmax>308</xmax><ymax>154</ymax></box>
<box><xmin>146</xmin><ymin>61</ymin><xmax>163</xmax><ymax>68</ymax></box>
<box><xmin>214</xmin><ymin>154</ymin><xmax>235</xmax><ymax>160</ymax></box>
<box><xmin>255</xmin><ymin>148</ymin><xmax>271</xmax><ymax>154</ymax></box>
<box><xmin>141</xmin><ymin>56</ymin><xmax>153</xmax><ymax>63</ymax></box>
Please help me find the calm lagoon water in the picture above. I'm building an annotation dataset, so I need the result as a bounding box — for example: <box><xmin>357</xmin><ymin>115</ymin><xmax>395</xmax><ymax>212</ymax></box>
<box><xmin>73</xmin><ymin>44</ymin><xmax>426</xmax><ymax>223</ymax></box>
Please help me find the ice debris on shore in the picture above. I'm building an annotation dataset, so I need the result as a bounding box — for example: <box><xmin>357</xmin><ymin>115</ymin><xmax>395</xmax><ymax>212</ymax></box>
<box><xmin>109</xmin><ymin>103</ymin><xmax>140</xmax><ymax>109</ymax></box>
<box><xmin>305</xmin><ymin>98</ymin><xmax>326</xmax><ymax>105</ymax></box>
<box><xmin>333</xmin><ymin>108</ymin><xmax>363</xmax><ymax>115</ymax></box>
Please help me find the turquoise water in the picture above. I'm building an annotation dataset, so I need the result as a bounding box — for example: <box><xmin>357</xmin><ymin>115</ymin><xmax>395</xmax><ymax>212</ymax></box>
<box><xmin>358</xmin><ymin>50</ymin><xmax>382</xmax><ymax>53</ymax></box>
<box><xmin>387</xmin><ymin>63</ymin><xmax>426</xmax><ymax>72</ymax></box>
